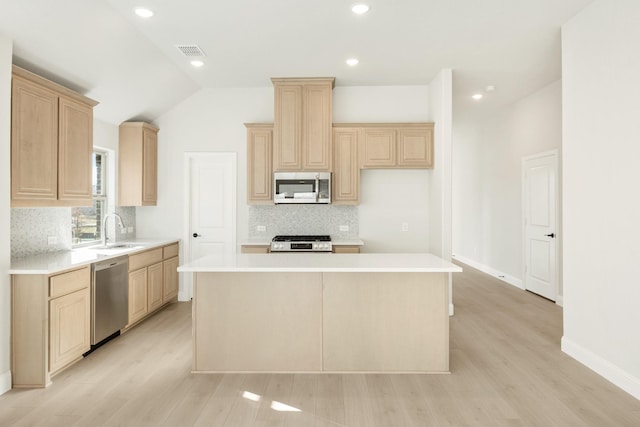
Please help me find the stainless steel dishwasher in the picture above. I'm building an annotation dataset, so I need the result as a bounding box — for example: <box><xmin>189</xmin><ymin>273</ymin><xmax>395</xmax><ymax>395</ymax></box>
<box><xmin>91</xmin><ymin>255</ymin><xmax>129</xmax><ymax>346</ymax></box>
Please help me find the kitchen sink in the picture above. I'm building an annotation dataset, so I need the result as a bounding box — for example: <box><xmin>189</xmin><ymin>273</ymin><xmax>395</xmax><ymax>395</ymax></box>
<box><xmin>85</xmin><ymin>243</ymin><xmax>145</xmax><ymax>254</ymax></box>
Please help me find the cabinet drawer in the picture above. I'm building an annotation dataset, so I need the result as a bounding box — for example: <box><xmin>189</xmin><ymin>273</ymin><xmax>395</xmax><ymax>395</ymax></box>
<box><xmin>129</xmin><ymin>248</ymin><xmax>163</xmax><ymax>271</ymax></box>
<box><xmin>49</xmin><ymin>266</ymin><xmax>90</xmax><ymax>298</ymax></box>
<box><xmin>163</xmin><ymin>243</ymin><xmax>179</xmax><ymax>259</ymax></box>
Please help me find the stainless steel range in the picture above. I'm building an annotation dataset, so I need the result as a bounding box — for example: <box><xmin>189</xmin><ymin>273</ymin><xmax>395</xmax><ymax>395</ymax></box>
<box><xmin>270</xmin><ymin>235</ymin><xmax>332</xmax><ymax>252</ymax></box>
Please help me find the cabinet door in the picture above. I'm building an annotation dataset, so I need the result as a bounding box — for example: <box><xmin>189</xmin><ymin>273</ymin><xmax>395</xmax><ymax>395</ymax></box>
<box><xmin>273</xmin><ymin>84</ymin><xmax>302</xmax><ymax>170</ymax></box>
<box><xmin>332</xmin><ymin>128</ymin><xmax>360</xmax><ymax>204</ymax></box>
<box><xmin>302</xmin><ymin>84</ymin><xmax>332</xmax><ymax>170</ymax></box>
<box><xmin>49</xmin><ymin>288</ymin><xmax>90</xmax><ymax>373</ymax></box>
<box><xmin>163</xmin><ymin>256</ymin><xmax>179</xmax><ymax>302</ymax></box>
<box><xmin>142</xmin><ymin>128</ymin><xmax>158</xmax><ymax>205</ymax></box>
<box><xmin>360</xmin><ymin>128</ymin><xmax>396</xmax><ymax>168</ymax></box>
<box><xmin>397</xmin><ymin>127</ymin><xmax>434</xmax><ymax>168</ymax></box>
<box><xmin>147</xmin><ymin>262</ymin><xmax>163</xmax><ymax>312</ymax></box>
<box><xmin>247</xmin><ymin>125</ymin><xmax>273</xmax><ymax>204</ymax></box>
<box><xmin>11</xmin><ymin>76</ymin><xmax>59</xmax><ymax>203</ymax></box>
<box><xmin>128</xmin><ymin>268</ymin><xmax>148</xmax><ymax>325</ymax></box>
<box><xmin>58</xmin><ymin>96</ymin><xmax>93</xmax><ymax>203</ymax></box>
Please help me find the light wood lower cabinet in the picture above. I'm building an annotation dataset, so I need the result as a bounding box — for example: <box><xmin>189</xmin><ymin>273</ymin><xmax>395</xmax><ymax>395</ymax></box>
<box><xmin>49</xmin><ymin>287</ymin><xmax>90</xmax><ymax>373</ymax></box>
<box><xmin>11</xmin><ymin>266</ymin><xmax>91</xmax><ymax>387</ymax></box>
<box><xmin>332</xmin><ymin>245</ymin><xmax>361</xmax><ymax>254</ymax></box>
<box><xmin>127</xmin><ymin>242</ymin><xmax>179</xmax><ymax>328</ymax></box>
<box><xmin>128</xmin><ymin>267</ymin><xmax>148</xmax><ymax>325</ymax></box>
<box><xmin>163</xmin><ymin>257</ymin><xmax>179</xmax><ymax>302</ymax></box>
<box><xmin>241</xmin><ymin>245</ymin><xmax>270</xmax><ymax>254</ymax></box>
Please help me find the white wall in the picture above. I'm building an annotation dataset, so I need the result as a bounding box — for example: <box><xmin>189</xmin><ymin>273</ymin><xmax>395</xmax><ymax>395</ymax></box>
<box><xmin>561</xmin><ymin>0</ymin><xmax>640</xmax><ymax>399</ymax></box>
<box><xmin>333</xmin><ymin>85</ymin><xmax>431</xmax><ymax>253</ymax></box>
<box><xmin>0</xmin><ymin>33</ymin><xmax>12</xmax><ymax>395</ymax></box>
<box><xmin>427</xmin><ymin>69</ymin><xmax>453</xmax><ymax>260</ymax></box>
<box><xmin>452</xmin><ymin>80</ymin><xmax>563</xmax><ymax>287</ymax></box>
<box><xmin>137</xmin><ymin>85</ymin><xmax>433</xmax><ymax>255</ymax></box>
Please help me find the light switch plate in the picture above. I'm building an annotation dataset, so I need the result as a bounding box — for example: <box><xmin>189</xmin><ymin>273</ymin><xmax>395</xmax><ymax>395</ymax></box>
<box><xmin>256</xmin><ymin>225</ymin><xmax>266</xmax><ymax>232</ymax></box>
<box><xmin>339</xmin><ymin>225</ymin><xmax>349</xmax><ymax>232</ymax></box>
<box><xmin>401</xmin><ymin>222</ymin><xmax>409</xmax><ymax>232</ymax></box>
<box><xmin>47</xmin><ymin>236</ymin><xmax>57</xmax><ymax>245</ymax></box>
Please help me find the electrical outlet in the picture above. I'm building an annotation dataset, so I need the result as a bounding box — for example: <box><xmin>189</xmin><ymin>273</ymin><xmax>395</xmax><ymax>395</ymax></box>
<box><xmin>47</xmin><ymin>236</ymin><xmax>57</xmax><ymax>245</ymax></box>
<box><xmin>339</xmin><ymin>225</ymin><xmax>349</xmax><ymax>232</ymax></box>
<box><xmin>128</xmin><ymin>226</ymin><xmax>134</xmax><ymax>233</ymax></box>
<box><xmin>256</xmin><ymin>225</ymin><xmax>266</xmax><ymax>232</ymax></box>
<box><xmin>401</xmin><ymin>222</ymin><xmax>409</xmax><ymax>232</ymax></box>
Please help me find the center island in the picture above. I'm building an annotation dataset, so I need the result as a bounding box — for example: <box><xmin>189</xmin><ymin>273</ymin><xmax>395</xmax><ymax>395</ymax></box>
<box><xmin>178</xmin><ymin>253</ymin><xmax>462</xmax><ymax>374</ymax></box>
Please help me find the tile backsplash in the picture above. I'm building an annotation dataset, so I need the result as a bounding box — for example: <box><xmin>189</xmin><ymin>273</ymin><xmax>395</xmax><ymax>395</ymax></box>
<box><xmin>11</xmin><ymin>206</ymin><xmax>136</xmax><ymax>258</ymax></box>
<box><xmin>248</xmin><ymin>205</ymin><xmax>358</xmax><ymax>239</ymax></box>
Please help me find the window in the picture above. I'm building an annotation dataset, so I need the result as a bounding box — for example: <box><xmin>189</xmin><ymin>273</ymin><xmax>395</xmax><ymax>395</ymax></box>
<box><xmin>72</xmin><ymin>151</ymin><xmax>107</xmax><ymax>245</ymax></box>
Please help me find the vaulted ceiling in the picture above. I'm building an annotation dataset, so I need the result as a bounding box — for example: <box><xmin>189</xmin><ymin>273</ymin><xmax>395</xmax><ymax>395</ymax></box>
<box><xmin>0</xmin><ymin>0</ymin><xmax>594</xmax><ymax>124</ymax></box>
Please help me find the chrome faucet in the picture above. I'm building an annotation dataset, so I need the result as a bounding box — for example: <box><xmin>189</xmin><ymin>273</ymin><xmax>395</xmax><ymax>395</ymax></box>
<box><xmin>102</xmin><ymin>212</ymin><xmax>127</xmax><ymax>247</ymax></box>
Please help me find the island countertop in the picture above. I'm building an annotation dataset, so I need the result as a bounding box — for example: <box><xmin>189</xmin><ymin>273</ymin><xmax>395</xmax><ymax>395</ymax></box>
<box><xmin>178</xmin><ymin>252</ymin><xmax>462</xmax><ymax>273</ymax></box>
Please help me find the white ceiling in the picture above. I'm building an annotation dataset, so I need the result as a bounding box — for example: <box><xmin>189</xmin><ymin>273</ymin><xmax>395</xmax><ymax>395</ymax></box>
<box><xmin>0</xmin><ymin>0</ymin><xmax>594</xmax><ymax>124</ymax></box>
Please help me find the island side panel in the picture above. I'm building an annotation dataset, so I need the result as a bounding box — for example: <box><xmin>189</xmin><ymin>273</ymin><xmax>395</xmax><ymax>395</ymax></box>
<box><xmin>193</xmin><ymin>272</ymin><xmax>323</xmax><ymax>372</ymax></box>
<box><xmin>322</xmin><ymin>272</ymin><xmax>449</xmax><ymax>372</ymax></box>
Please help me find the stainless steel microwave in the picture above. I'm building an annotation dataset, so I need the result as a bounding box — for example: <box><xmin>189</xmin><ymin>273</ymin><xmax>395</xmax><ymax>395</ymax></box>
<box><xmin>274</xmin><ymin>172</ymin><xmax>331</xmax><ymax>204</ymax></box>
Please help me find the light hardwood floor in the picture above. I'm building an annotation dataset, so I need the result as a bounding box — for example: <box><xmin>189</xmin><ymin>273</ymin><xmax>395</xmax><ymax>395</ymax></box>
<box><xmin>1</xmin><ymin>262</ymin><xmax>639</xmax><ymax>426</ymax></box>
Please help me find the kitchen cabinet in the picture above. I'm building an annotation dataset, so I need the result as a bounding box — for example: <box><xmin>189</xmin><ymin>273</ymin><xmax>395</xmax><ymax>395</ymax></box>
<box><xmin>11</xmin><ymin>66</ymin><xmax>98</xmax><ymax>207</ymax></box>
<box><xmin>118</xmin><ymin>122</ymin><xmax>159</xmax><ymax>206</ymax></box>
<box><xmin>11</xmin><ymin>266</ymin><xmax>91</xmax><ymax>387</ymax></box>
<box><xmin>246</xmin><ymin>123</ymin><xmax>273</xmax><ymax>204</ymax></box>
<box><xmin>272</xmin><ymin>78</ymin><xmax>334</xmax><ymax>171</ymax></box>
<box><xmin>358</xmin><ymin>123</ymin><xmax>434</xmax><ymax>169</ymax></box>
<box><xmin>332</xmin><ymin>245</ymin><xmax>361</xmax><ymax>254</ymax></box>
<box><xmin>241</xmin><ymin>245</ymin><xmax>270</xmax><ymax>254</ymax></box>
<box><xmin>126</xmin><ymin>243</ymin><xmax>179</xmax><ymax>327</ymax></box>
<box><xmin>332</xmin><ymin>127</ymin><xmax>360</xmax><ymax>204</ymax></box>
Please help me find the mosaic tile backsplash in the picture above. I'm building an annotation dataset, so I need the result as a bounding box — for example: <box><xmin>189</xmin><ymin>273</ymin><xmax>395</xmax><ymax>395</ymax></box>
<box><xmin>248</xmin><ymin>205</ymin><xmax>358</xmax><ymax>239</ymax></box>
<box><xmin>11</xmin><ymin>206</ymin><xmax>136</xmax><ymax>258</ymax></box>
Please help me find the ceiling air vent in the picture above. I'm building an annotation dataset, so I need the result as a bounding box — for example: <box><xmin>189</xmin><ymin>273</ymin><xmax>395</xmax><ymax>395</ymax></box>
<box><xmin>176</xmin><ymin>44</ymin><xmax>206</xmax><ymax>57</ymax></box>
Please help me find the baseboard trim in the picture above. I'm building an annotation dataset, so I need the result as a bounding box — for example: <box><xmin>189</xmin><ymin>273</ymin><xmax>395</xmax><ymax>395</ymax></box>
<box><xmin>555</xmin><ymin>295</ymin><xmax>564</xmax><ymax>307</ymax></box>
<box><xmin>562</xmin><ymin>336</ymin><xmax>640</xmax><ymax>400</ymax></box>
<box><xmin>0</xmin><ymin>369</ymin><xmax>11</xmax><ymax>396</ymax></box>
<box><xmin>452</xmin><ymin>254</ymin><xmax>524</xmax><ymax>289</ymax></box>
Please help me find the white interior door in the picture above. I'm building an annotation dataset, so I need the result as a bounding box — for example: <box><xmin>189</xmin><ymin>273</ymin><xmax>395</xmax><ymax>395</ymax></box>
<box><xmin>522</xmin><ymin>151</ymin><xmax>558</xmax><ymax>301</ymax></box>
<box><xmin>183</xmin><ymin>152</ymin><xmax>236</xmax><ymax>299</ymax></box>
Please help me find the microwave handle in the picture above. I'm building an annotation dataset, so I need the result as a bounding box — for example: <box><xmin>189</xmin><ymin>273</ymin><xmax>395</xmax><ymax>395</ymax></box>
<box><xmin>315</xmin><ymin>174</ymin><xmax>319</xmax><ymax>202</ymax></box>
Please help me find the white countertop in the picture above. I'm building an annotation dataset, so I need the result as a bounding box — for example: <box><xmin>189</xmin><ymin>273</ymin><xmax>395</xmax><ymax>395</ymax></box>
<box><xmin>10</xmin><ymin>238</ymin><xmax>180</xmax><ymax>275</ymax></box>
<box><xmin>178</xmin><ymin>253</ymin><xmax>462</xmax><ymax>273</ymax></box>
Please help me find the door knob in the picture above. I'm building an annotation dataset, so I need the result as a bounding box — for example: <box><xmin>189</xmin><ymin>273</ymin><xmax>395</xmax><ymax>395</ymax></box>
<box><xmin>193</xmin><ymin>233</ymin><xmax>200</xmax><ymax>238</ymax></box>
<box><xmin>545</xmin><ymin>233</ymin><xmax>555</xmax><ymax>238</ymax></box>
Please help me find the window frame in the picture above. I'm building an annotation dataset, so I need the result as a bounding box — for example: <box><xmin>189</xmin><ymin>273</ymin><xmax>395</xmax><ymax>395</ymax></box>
<box><xmin>71</xmin><ymin>149</ymin><xmax>109</xmax><ymax>248</ymax></box>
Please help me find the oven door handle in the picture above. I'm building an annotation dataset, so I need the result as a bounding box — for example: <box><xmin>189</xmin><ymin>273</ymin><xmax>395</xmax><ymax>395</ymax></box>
<box><xmin>315</xmin><ymin>174</ymin><xmax>319</xmax><ymax>202</ymax></box>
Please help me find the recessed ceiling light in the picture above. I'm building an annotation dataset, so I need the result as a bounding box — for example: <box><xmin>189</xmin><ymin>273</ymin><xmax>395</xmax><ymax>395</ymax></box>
<box><xmin>352</xmin><ymin>4</ymin><xmax>370</xmax><ymax>15</ymax></box>
<box><xmin>472</xmin><ymin>93</ymin><xmax>483</xmax><ymax>100</ymax></box>
<box><xmin>346</xmin><ymin>58</ymin><xmax>359</xmax><ymax>66</ymax></box>
<box><xmin>134</xmin><ymin>8</ymin><xmax>154</xmax><ymax>18</ymax></box>
<box><xmin>190</xmin><ymin>60</ymin><xmax>204</xmax><ymax>68</ymax></box>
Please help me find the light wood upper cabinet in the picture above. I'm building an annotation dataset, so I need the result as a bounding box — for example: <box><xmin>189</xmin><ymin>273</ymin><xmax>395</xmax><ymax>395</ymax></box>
<box><xmin>357</xmin><ymin>123</ymin><xmax>434</xmax><ymax>169</ymax></box>
<box><xmin>360</xmin><ymin>127</ymin><xmax>397</xmax><ymax>168</ymax></box>
<box><xmin>246</xmin><ymin>123</ymin><xmax>273</xmax><ymax>204</ymax></box>
<box><xmin>58</xmin><ymin>97</ymin><xmax>93</xmax><ymax>202</ymax></box>
<box><xmin>118</xmin><ymin>122</ymin><xmax>159</xmax><ymax>206</ymax></box>
<box><xmin>397</xmin><ymin>126</ymin><xmax>434</xmax><ymax>168</ymax></box>
<box><xmin>11</xmin><ymin>66</ymin><xmax>97</xmax><ymax>207</ymax></box>
<box><xmin>272</xmin><ymin>78</ymin><xmax>334</xmax><ymax>171</ymax></box>
<box><xmin>332</xmin><ymin>127</ymin><xmax>360</xmax><ymax>205</ymax></box>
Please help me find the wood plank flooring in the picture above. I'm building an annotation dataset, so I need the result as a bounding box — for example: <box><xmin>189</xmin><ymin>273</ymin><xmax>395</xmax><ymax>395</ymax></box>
<box><xmin>1</xmin><ymin>261</ymin><xmax>639</xmax><ymax>426</ymax></box>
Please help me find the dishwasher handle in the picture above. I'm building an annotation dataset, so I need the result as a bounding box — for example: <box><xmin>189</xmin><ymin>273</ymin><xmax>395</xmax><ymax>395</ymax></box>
<box><xmin>93</xmin><ymin>256</ymin><xmax>129</xmax><ymax>272</ymax></box>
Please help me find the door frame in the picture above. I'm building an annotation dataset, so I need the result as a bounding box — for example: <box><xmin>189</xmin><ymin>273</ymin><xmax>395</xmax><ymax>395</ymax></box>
<box><xmin>521</xmin><ymin>149</ymin><xmax>560</xmax><ymax>303</ymax></box>
<box><xmin>182</xmin><ymin>151</ymin><xmax>237</xmax><ymax>300</ymax></box>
